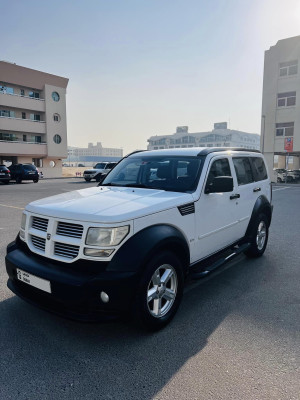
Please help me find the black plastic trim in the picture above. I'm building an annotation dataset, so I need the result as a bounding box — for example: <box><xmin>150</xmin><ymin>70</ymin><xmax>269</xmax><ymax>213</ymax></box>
<box><xmin>197</xmin><ymin>147</ymin><xmax>261</xmax><ymax>156</ymax></box>
<box><xmin>245</xmin><ymin>195</ymin><xmax>273</xmax><ymax>238</ymax></box>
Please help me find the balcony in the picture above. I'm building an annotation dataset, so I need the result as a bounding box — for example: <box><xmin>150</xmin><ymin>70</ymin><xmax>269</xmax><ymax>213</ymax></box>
<box><xmin>0</xmin><ymin>116</ymin><xmax>46</xmax><ymax>134</ymax></box>
<box><xmin>0</xmin><ymin>92</ymin><xmax>45</xmax><ymax>112</ymax></box>
<box><xmin>0</xmin><ymin>140</ymin><xmax>47</xmax><ymax>157</ymax></box>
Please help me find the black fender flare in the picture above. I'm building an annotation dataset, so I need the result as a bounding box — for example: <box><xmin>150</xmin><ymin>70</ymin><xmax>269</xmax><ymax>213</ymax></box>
<box><xmin>107</xmin><ymin>224</ymin><xmax>190</xmax><ymax>274</ymax></box>
<box><xmin>245</xmin><ymin>195</ymin><xmax>273</xmax><ymax>238</ymax></box>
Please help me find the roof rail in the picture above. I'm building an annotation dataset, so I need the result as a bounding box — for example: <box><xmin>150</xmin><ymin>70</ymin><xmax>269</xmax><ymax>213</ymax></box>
<box><xmin>124</xmin><ymin>150</ymin><xmax>147</xmax><ymax>158</ymax></box>
<box><xmin>197</xmin><ymin>147</ymin><xmax>261</xmax><ymax>156</ymax></box>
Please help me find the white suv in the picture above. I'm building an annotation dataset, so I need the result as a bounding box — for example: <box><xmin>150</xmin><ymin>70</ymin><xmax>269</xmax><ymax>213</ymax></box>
<box><xmin>83</xmin><ymin>162</ymin><xmax>117</xmax><ymax>182</ymax></box>
<box><xmin>6</xmin><ymin>148</ymin><xmax>272</xmax><ymax>330</ymax></box>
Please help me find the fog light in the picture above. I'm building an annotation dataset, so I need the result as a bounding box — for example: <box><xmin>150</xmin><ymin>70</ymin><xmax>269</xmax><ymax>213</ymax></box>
<box><xmin>84</xmin><ymin>248</ymin><xmax>114</xmax><ymax>257</ymax></box>
<box><xmin>100</xmin><ymin>291</ymin><xmax>109</xmax><ymax>303</ymax></box>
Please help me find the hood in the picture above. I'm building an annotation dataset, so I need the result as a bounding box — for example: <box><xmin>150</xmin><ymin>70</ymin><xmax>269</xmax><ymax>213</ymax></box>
<box><xmin>25</xmin><ymin>186</ymin><xmax>193</xmax><ymax>223</ymax></box>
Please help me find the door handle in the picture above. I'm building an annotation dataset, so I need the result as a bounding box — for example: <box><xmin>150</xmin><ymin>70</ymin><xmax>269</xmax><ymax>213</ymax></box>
<box><xmin>230</xmin><ymin>194</ymin><xmax>240</xmax><ymax>200</ymax></box>
<box><xmin>253</xmin><ymin>187</ymin><xmax>261</xmax><ymax>192</ymax></box>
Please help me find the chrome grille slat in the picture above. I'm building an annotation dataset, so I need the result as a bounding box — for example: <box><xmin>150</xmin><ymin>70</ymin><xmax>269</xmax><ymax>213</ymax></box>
<box><xmin>56</xmin><ymin>222</ymin><xmax>83</xmax><ymax>238</ymax></box>
<box><xmin>32</xmin><ymin>217</ymin><xmax>48</xmax><ymax>232</ymax></box>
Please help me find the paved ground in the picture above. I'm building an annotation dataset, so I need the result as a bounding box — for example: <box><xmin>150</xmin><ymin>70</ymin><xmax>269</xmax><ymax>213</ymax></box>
<box><xmin>0</xmin><ymin>179</ymin><xmax>299</xmax><ymax>399</ymax></box>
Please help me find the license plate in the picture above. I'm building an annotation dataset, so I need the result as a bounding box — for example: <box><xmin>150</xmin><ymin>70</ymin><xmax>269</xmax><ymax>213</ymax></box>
<box><xmin>16</xmin><ymin>268</ymin><xmax>51</xmax><ymax>293</ymax></box>
<box><xmin>0</xmin><ymin>173</ymin><xmax>4</xmax><ymax>175</ymax></box>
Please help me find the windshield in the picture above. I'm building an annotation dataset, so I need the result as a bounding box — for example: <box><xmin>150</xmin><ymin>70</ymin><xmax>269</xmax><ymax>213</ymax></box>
<box><xmin>101</xmin><ymin>155</ymin><xmax>204</xmax><ymax>192</ymax></box>
<box><xmin>94</xmin><ymin>163</ymin><xmax>107</xmax><ymax>169</ymax></box>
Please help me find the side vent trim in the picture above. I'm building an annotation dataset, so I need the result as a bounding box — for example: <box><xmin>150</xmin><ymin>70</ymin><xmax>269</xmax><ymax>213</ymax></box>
<box><xmin>178</xmin><ymin>202</ymin><xmax>195</xmax><ymax>216</ymax></box>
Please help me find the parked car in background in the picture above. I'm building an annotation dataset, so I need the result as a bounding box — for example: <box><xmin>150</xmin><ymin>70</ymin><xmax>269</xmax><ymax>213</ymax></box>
<box><xmin>83</xmin><ymin>162</ymin><xmax>117</xmax><ymax>182</ymax></box>
<box><xmin>0</xmin><ymin>165</ymin><xmax>11</xmax><ymax>184</ymax></box>
<box><xmin>276</xmin><ymin>168</ymin><xmax>300</xmax><ymax>183</ymax></box>
<box><xmin>9</xmin><ymin>164</ymin><xmax>39</xmax><ymax>184</ymax></box>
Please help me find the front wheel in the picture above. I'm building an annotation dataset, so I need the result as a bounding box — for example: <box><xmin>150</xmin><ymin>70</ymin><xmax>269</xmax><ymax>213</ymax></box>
<box><xmin>244</xmin><ymin>214</ymin><xmax>269</xmax><ymax>258</ymax></box>
<box><xmin>33</xmin><ymin>179</ymin><xmax>39</xmax><ymax>183</ymax></box>
<box><xmin>85</xmin><ymin>178</ymin><xmax>91</xmax><ymax>182</ymax></box>
<box><xmin>133</xmin><ymin>251</ymin><xmax>184</xmax><ymax>330</ymax></box>
<box><xmin>16</xmin><ymin>177</ymin><xmax>22</xmax><ymax>184</ymax></box>
<box><xmin>95</xmin><ymin>174</ymin><xmax>102</xmax><ymax>182</ymax></box>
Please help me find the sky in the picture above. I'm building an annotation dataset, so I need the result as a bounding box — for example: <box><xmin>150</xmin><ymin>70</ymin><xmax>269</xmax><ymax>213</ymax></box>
<box><xmin>1</xmin><ymin>0</ymin><xmax>300</xmax><ymax>154</ymax></box>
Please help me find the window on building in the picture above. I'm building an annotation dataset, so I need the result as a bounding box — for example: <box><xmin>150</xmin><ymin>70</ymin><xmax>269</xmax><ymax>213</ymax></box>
<box><xmin>276</xmin><ymin>122</ymin><xmax>294</xmax><ymax>137</ymax></box>
<box><xmin>0</xmin><ymin>86</ymin><xmax>14</xmax><ymax>95</ymax></box>
<box><xmin>0</xmin><ymin>132</ymin><xmax>17</xmax><ymax>141</ymax></box>
<box><xmin>23</xmin><ymin>135</ymin><xmax>27</xmax><ymax>142</ymax></box>
<box><xmin>29</xmin><ymin>91</ymin><xmax>40</xmax><ymax>99</ymax></box>
<box><xmin>32</xmin><ymin>158</ymin><xmax>43</xmax><ymax>167</ymax></box>
<box><xmin>0</xmin><ymin>110</ymin><xmax>15</xmax><ymax>118</ymax></box>
<box><xmin>279</xmin><ymin>60</ymin><xmax>298</xmax><ymax>77</ymax></box>
<box><xmin>53</xmin><ymin>113</ymin><xmax>61</xmax><ymax>122</ymax></box>
<box><xmin>20</xmin><ymin>89</ymin><xmax>25</xmax><ymax>96</ymax></box>
<box><xmin>30</xmin><ymin>114</ymin><xmax>41</xmax><ymax>121</ymax></box>
<box><xmin>32</xmin><ymin>136</ymin><xmax>42</xmax><ymax>143</ymax></box>
<box><xmin>22</xmin><ymin>112</ymin><xmax>26</xmax><ymax>119</ymax></box>
<box><xmin>277</xmin><ymin>92</ymin><xmax>296</xmax><ymax>107</ymax></box>
<box><xmin>53</xmin><ymin>134</ymin><xmax>62</xmax><ymax>144</ymax></box>
<box><xmin>52</xmin><ymin>92</ymin><xmax>60</xmax><ymax>102</ymax></box>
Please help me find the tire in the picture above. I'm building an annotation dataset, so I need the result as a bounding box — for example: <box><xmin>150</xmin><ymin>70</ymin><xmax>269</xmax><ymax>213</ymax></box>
<box><xmin>85</xmin><ymin>178</ymin><xmax>91</xmax><ymax>182</ymax></box>
<box><xmin>4</xmin><ymin>181</ymin><xmax>9</xmax><ymax>185</ymax></box>
<box><xmin>16</xmin><ymin>177</ymin><xmax>22</xmax><ymax>184</ymax></box>
<box><xmin>133</xmin><ymin>251</ymin><xmax>184</xmax><ymax>331</ymax></box>
<box><xmin>244</xmin><ymin>213</ymin><xmax>269</xmax><ymax>258</ymax></box>
<box><xmin>277</xmin><ymin>177</ymin><xmax>282</xmax><ymax>183</ymax></box>
<box><xmin>33</xmin><ymin>179</ymin><xmax>39</xmax><ymax>183</ymax></box>
<box><xmin>95</xmin><ymin>174</ymin><xmax>102</xmax><ymax>182</ymax></box>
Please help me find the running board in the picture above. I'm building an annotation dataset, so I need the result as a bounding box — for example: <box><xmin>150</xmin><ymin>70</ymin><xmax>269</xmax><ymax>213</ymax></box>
<box><xmin>189</xmin><ymin>243</ymin><xmax>251</xmax><ymax>280</ymax></box>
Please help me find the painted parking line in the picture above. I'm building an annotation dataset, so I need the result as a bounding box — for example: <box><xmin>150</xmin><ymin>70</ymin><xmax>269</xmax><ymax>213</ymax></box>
<box><xmin>0</xmin><ymin>203</ymin><xmax>24</xmax><ymax>210</ymax></box>
<box><xmin>272</xmin><ymin>187</ymin><xmax>290</xmax><ymax>192</ymax></box>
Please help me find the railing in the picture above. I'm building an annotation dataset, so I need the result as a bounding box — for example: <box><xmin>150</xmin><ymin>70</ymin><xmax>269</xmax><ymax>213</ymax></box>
<box><xmin>0</xmin><ymin>91</ymin><xmax>45</xmax><ymax>101</ymax></box>
<box><xmin>0</xmin><ymin>115</ymin><xmax>45</xmax><ymax>123</ymax></box>
<box><xmin>0</xmin><ymin>139</ymin><xmax>47</xmax><ymax>145</ymax></box>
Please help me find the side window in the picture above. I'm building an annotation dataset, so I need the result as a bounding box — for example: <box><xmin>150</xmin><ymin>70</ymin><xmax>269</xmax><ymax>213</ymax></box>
<box><xmin>232</xmin><ymin>157</ymin><xmax>254</xmax><ymax>185</ymax></box>
<box><xmin>206</xmin><ymin>158</ymin><xmax>232</xmax><ymax>187</ymax></box>
<box><xmin>250</xmin><ymin>157</ymin><xmax>268</xmax><ymax>181</ymax></box>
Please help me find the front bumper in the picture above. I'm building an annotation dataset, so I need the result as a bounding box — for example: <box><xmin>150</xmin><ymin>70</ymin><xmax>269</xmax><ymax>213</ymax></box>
<box><xmin>5</xmin><ymin>238</ymin><xmax>139</xmax><ymax>321</ymax></box>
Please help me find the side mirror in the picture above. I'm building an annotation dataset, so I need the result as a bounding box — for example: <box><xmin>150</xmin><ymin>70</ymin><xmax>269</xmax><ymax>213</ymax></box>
<box><xmin>205</xmin><ymin>176</ymin><xmax>233</xmax><ymax>194</ymax></box>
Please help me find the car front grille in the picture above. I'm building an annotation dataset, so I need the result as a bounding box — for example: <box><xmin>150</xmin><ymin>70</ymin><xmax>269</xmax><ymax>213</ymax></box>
<box><xmin>31</xmin><ymin>235</ymin><xmax>46</xmax><ymax>251</ymax></box>
<box><xmin>54</xmin><ymin>242</ymin><xmax>80</xmax><ymax>259</ymax></box>
<box><xmin>32</xmin><ymin>216</ymin><xmax>49</xmax><ymax>232</ymax></box>
<box><xmin>56</xmin><ymin>222</ymin><xmax>84</xmax><ymax>238</ymax></box>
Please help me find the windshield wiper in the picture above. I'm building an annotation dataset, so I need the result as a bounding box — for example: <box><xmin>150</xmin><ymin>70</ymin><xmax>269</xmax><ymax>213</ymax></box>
<box><xmin>124</xmin><ymin>184</ymin><xmax>148</xmax><ymax>188</ymax></box>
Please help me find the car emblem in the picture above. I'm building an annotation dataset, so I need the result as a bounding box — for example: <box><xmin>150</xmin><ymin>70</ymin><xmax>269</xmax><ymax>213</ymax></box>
<box><xmin>47</xmin><ymin>233</ymin><xmax>51</xmax><ymax>240</ymax></box>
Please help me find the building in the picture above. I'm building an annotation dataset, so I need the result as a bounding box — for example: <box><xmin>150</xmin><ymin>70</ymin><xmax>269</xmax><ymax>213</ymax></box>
<box><xmin>66</xmin><ymin>142</ymin><xmax>123</xmax><ymax>165</ymax></box>
<box><xmin>261</xmin><ymin>36</ymin><xmax>300</xmax><ymax>180</ymax></box>
<box><xmin>0</xmin><ymin>61</ymin><xmax>68</xmax><ymax>177</ymax></box>
<box><xmin>147</xmin><ymin>123</ymin><xmax>260</xmax><ymax>151</ymax></box>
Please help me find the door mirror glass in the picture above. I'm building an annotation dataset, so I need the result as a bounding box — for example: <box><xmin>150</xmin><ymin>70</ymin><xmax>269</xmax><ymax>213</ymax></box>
<box><xmin>205</xmin><ymin>176</ymin><xmax>233</xmax><ymax>194</ymax></box>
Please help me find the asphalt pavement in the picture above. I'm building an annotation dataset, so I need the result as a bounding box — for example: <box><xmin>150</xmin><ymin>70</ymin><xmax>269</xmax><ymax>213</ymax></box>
<box><xmin>0</xmin><ymin>179</ymin><xmax>299</xmax><ymax>400</ymax></box>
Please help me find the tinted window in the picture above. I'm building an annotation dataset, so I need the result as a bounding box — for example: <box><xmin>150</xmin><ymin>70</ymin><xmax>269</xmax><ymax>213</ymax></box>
<box><xmin>23</xmin><ymin>165</ymin><xmax>37</xmax><ymax>171</ymax></box>
<box><xmin>102</xmin><ymin>156</ymin><xmax>203</xmax><ymax>192</ymax></box>
<box><xmin>206</xmin><ymin>158</ymin><xmax>231</xmax><ymax>187</ymax></box>
<box><xmin>250</xmin><ymin>157</ymin><xmax>268</xmax><ymax>181</ymax></box>
<box><xmin>233</xmin><ymin>157</ymin><xmax>254</xmax><ymax>185</ymax></box>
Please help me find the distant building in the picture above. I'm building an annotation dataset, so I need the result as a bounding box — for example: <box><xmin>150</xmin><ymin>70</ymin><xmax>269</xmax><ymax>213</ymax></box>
<box><xmin>261</xmin><ymin>35</ymin><xmax>300</xmax><ymax>180</ymax></box>
<box><xmin>147</xmin><ymin>123</ymin><xmax>260</xmax><ymax>151</ymax></box>
<box><xmin>66</xmin><ymin>142</ymin><xmax>123</xmax><ymax>165</ymax></box>
<box><xmin>0</xmin><ymin>61</ymin><xmax>68</xmax><ymax>177</ymax></box>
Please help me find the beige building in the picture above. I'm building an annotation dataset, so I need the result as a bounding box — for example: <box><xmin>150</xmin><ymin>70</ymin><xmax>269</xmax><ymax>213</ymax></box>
<box><xmin>68</xmin><ymin>142</ymin><xmax>123</xmax><ymax>158</ymax></box>
<box><xmin>261</xmin><ymin>36</ymin><xmax>300</xmax><ymax>181</ymax></box>
<box><xmin>0</xmin><ymin>61</ymin><xmax>69</xmax><ymax>177</ymax></box>
<box><xmin>148</xmin><ymin>124</ymin><xmax>260</xmax><ymax>151</ymax></box>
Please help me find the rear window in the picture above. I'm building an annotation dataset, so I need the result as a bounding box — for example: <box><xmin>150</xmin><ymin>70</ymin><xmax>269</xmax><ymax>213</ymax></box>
<box><xmin>23</xmin><ymin>165</ymin><xmax>37</xmax><ymax>171</ymax></box>
<box><xmin>250</xmin><ymin>157</ymin><xmax>268</xmax><ymax>181</ymax></box>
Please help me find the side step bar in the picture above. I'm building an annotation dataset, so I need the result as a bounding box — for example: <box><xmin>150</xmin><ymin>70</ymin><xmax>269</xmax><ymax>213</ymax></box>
<box><xmin>189</xmin><ymin>243</ymin><xmax>251</xmax><ymax>280</ymax></box>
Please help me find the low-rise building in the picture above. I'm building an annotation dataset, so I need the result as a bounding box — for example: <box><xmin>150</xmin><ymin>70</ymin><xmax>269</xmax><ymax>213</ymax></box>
<box><xmin>0</xmin><ymin>61</ymin><xmax>68</xmax><ymax>177</ymax></box>
<box><xmin>147</xmin><ymin>123</ymin><xmax>260</xmax><ymax>151</ymax></box>
<box><xmin>65</xmin><ymin>142</ymin><xmax>123</xmax><ymax>165</ymax></box>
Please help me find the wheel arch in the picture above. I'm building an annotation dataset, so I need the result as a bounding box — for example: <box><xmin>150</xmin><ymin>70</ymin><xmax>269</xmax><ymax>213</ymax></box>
<box><xmin>107</xmin><ymin>224</ymin><xmax>190</xmax><ymax>275</ymax></box>
<box><xmin>245</xmin><ymin>195</ymin><xmax>272</xmax><ymax>238</ymax></box>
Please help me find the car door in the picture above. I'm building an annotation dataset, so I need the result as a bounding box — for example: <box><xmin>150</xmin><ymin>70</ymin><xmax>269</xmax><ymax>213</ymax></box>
<box><xmin>193</xmin><ymin>156</ymin><xmax>241</xmax><ymax>261</ymax></box>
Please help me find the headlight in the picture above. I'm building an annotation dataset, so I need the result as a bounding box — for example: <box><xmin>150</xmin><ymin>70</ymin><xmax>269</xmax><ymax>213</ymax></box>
<box><xmin>21</xmin><ymin>213</ymin><xmax>27</xmax><ymax>230</ymax></box>
<box><xmin>86</xmin><ymin>226</ymin><xmax>129</xmax><ymax>246</ymax></box>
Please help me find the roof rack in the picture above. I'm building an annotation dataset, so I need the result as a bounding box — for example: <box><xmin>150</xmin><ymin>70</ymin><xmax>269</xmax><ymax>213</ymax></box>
<box><xmin>197</xmin><ymin>147</ymin><xmax>261</xmax><ymax>156</ymax></box>
<box><xmin>124</xmin><ymin>150</ymin><xmax>147</xmax><ymax>158</ymax></box>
